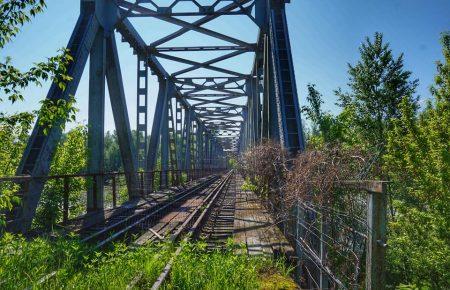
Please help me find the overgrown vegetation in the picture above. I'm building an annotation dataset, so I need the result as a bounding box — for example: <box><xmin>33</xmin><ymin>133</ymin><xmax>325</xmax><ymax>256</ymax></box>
<box><xmin>0</xmin><ymin>233</ymin><xmax>90</xmax><ymax>289</ymax></box>
<box><xmin>164</xmin><ymin>241</ymin><xmax>295</xmax><ymax>290</ymax></box>
<box><xmin>240</xmin><ymin>32</ymin><xmax>450</xmax><ymax>289</ymax></box>
<box><xmin>0</xmin><ymin>232</ymin><xmax>174</xmax><ymax>289</ymax></box>
<box><xmin>34</xmin><ymin>126</ymin><xmax>88</xmax><ymax>229</ymax></box>
<box><xmin>0</xmin><ymin>0</ymin><xmax>76</xmax><ymax>226</ymax></box>
<box><xmin>0</xmin><ymin>233</ymin><xmax>292</xmax><ymax>290</ymax></box>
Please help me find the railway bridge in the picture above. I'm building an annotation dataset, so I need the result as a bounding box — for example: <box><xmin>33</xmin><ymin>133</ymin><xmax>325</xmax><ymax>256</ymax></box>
<box><xmin>3</xmin><ymin>1</ymin><xmax>387</xmax><ymax>289</ymax></box>
<box><xmin>10</xmin><ymin>0</ymin><xmax>303</xmax><ymax>233</ymax></box>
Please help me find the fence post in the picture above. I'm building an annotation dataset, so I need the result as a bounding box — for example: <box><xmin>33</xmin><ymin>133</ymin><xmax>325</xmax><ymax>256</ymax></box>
<box><xmin>140</xmin><ymin>172</ymin><xmax>144</xmax><ymax>196</ymax></box>
<box><xmin>366</xmin><ymin>182</ymin><xmax>387</xmax><ymax>290</ymax></box>
<box><xmin>112</xmin><ymin>174</ymin><xmax>117</xmax><ymax>208</ymax></box>
<box><xmin>93</xmin><ymin>175</ymin><xmax>98</xmax><ymax>210</ymax></box>
<box><xmin>63</xmin><ymin>177</ymin><xmax>69</xmax><ymax>225</ymax></box>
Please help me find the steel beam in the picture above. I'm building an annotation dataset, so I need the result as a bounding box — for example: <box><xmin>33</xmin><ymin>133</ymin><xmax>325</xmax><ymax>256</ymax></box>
<box><xmin>136</xmin><ymin>54</ymin><xmax>149</xmax><ymax>169</ymax></box>
<box><xmin>183</xmin><ymin>109</ymin><xmax>193</xmax><ymax>171</ymax></box>
<box><xmin>10</xmin><ymin>10</ymin><xmax>99</xmax><ymax>233</ymax></box>
<box><xmin>105</xmin><ymin>34</ymin><xmax>139</xmax><ymax>198</ymax></box>
<box><xmin>87</xmin><ymin>28</ymin><xmax>106</xmax><ymax>211</ymax></box>
<box><xmin>146</xmin><ymin>78</ymin><xmax>170</xmax><ymax>171</ymax></box>
<box><xmin>268</xmin><ymin>1</ymin><xmax>305</xmax><ymax>154</ymax></box>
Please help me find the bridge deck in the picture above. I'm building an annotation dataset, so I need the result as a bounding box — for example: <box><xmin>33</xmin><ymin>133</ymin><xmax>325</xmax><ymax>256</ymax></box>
<box><xmin>233</xmin><ymin>175</ymin><xmax>294</xmax><ymax>257</ymax></box>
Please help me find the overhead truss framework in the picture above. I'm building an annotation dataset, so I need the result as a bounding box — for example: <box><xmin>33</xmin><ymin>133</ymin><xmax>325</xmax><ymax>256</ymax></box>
<box><xmin>10</xmin><ymin>0</ymin><xmax>304</xmax><ymax>233</ymax></box>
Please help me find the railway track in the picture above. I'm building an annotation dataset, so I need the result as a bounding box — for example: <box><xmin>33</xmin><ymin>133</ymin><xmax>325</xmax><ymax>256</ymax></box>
<box><xmin>199</xmin><ymin>172</ymin><xmax>237</xmax><ymax>249</ymax></box>
<box><xmin>79</xmin><ymin>174</ymin><xmax>221</xmax><ymax>248</ymax></box>
<box><xmin>148</xmin><ymin>170</ymin><xmax>234</xmax><ymax>290</ymax></box>
<box><xmin>33</xmin><ymin>171</ymin><xmax>234</xmax><ymax>288</ymax></box>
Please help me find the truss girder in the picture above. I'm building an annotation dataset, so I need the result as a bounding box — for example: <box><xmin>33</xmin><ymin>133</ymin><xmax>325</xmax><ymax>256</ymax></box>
<box><xmin>119</xmin><ymin>1</ymin><xmax>253</xmax><ymax>48</ymax></box>
<box><xmin>10</xmin><ymin>0</ymin><xmax>304</xmax><ymax>233</ymax></box>
<box><xmin>119</xmin><ymin>0</ymin><xmax>256</xmax><ymax>18</ymax></box>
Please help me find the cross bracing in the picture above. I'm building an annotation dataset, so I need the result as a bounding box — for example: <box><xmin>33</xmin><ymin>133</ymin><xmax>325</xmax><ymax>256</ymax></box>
<box><xmin>9</xmin><ymin>0</ymin><xmax>305</xmax><ymax>233</ymax></box>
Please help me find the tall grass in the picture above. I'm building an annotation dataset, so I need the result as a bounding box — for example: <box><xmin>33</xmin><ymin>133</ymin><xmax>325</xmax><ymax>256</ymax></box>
<box><xmin>0</xmin><ymin>234</ymin><xmax>295</xmax><ymax>290</ymax></box>
<box><xmin>0</xmin><ymin>233</ymin><xmax>89</xmax><ymax>290</ymax></box>
<box><xmin>0</xmin><ymin>233</ymin><xmax>173</xmax><ymax>289</ymax></box>
<box><xmin>163</xmin><ymin>241</ymin><xmax>296</xmax><ymax>290</ymax></box>
<box><xmin>46</xmin><ymin>243</ymin><xmax>174</xmax><ymax>289</ymax></box>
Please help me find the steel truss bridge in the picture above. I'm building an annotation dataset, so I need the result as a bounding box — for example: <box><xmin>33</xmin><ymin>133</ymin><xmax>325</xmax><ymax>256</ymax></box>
<box><xmin>9</xmin><ymin>0</ymin><xmax>304</xmax><ymax>233</ymax></box>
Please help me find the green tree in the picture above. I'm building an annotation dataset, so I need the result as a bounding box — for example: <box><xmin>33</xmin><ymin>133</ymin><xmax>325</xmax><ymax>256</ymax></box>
<box><xmin>302</xmin><ymin>84</ymin><xmax>361</xmax><ymax>147</ymax></box>
<box><xmin>302</xmin><ymin>84</ymin><xmax>325</xmax><ymax>136</ymax></box>
<box><xmin>335</xmin><ymin>32</ymin><xmax>419</xmax><ymax>151</ymax></box>
<box><xmin>34</xmin><ymin>126</ymin><xmax>87</xmax><ymax>229</ymax></box>
<box><xmin>384</xmin><ymin>32</ymin><xmax>450</xmax><ymax>289</ymax></box>
<box><xmin>104</xmin><ymin>130</ymin><xmax>122</xmax><ymax>172</ymax></box>
<box><xmin>0</xmin><ymin>0</ymin><xmax>76</xmax><ymax>224</ymax></box>
<box><xmin>0</xmin><ymin>113</ymin><xmax>33</xmax><ymax>226</ymax></box>
<box><xmin>1</xmin><ymin>0</ymin><xmax>76</xmax><ymax>130</ymax></box>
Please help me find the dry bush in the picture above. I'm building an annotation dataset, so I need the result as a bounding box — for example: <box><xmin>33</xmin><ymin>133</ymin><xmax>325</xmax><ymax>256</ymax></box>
<box><xmin>237</xmin><ymin>140</ymin><xmax>287</xmax><ymax>199</ymax></box>
<box><xmin>239</xmin><ymin>143</ymin><xmax>376</xmax><ymax>287</ymax></box>
<box><xmin>283</xmin><ymin>145</ymin><xmax>370</xmax><ymax>209</ymax></box>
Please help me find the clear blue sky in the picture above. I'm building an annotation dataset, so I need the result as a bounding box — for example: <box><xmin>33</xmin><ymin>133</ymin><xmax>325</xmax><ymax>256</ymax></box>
<box><xmin>1</xmin><ymin>0</ymin><xmax>449</xmax><ymax>132</ymax></box>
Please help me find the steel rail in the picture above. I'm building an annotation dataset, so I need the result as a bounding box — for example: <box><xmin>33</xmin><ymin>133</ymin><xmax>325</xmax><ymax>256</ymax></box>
<box><xmin>149</xmin><ymin>170</ymin><xmax>234</xmax><ymax>290</ymax></box>
<box><xmin>84</xmin><ymin>175</ymin><xmax>220</xmax><ymax>248</ymax></box>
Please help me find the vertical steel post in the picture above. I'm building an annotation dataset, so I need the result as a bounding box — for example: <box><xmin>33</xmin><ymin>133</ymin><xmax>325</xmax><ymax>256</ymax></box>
<box><xmin>366</xmin><ymin>184</ymin><xmax>387</xmax><ymax>290</ymax></box>
<box><xmin>136</xmin><ymin>54</ymin><xmax>149</xmax><ymax>169</ymax></box>
<box><xmin>295</xmin><ymin>200</ymin><xmax>306</xmax><ymax>287</ymax></box>
<box><xmin>183</xmin><ymin>109</ymin><xmax>193</xmax><ymax>171</ymax></box>
<box><xmin>175</xmin><ymin>99</ymin><xmax>183</xmax><ymax>171</ymax></box>
<box><xmin>253</xmin><ymin>69</ymin><xmax>260</xmax><ymax>143</ymax></box>
<box><xmin>87</xmin><ymin>28</ymin><xmax>106</xmax><ymax>211</ymax></box>
<box><xmin>196</xmin><ymin>125</ymin><xmax>204</xmax><ymax>171</ymax></box>
<box><xmin>161</xmin><ymin>95</ymin><xmax>170</xmax><ymax>187</ymax></box>
<box><xmin>146</xmin><ymin>78</ymin><xmax>170</xmax><ymax>171</ymax></box>
<box><xmin>112</xmin><ymin>174</ymin><xmax>117</xmax><ymax>207</ymax></box>
<box><xmin>261</xmin><ymin>34</ymin><xmax>270</xmax><ymax>139</ymax></box>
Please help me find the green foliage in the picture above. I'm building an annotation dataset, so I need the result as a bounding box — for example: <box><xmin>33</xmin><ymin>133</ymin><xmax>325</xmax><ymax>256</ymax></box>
<box><xmin>335</xmin><ymin>32</ymin><xmax>419</xmax><ymax>150</ymax></box>
<box><xmin>0</xmin><ymin>112</ymin><xmax>33</xmax><ymax>175</ymax></box>
<box><xmin>104</xmin><ymin>130</ymin><xmax>122</xmax><ymax>172</ymax></box>
<box><xmin>165</xmin><ymin>241</ymin><xmax>294</xmax><ymax>290</ymax></box>
<box><xmin>293</xmin><ymin>32</ymin><xmax>449</xmax><ymax>288</ymax></box>
<box><xmin>1</xmin><ymin>50</ymin><xmax>73</xmax><ymax>103</ymax></box>
<box><xmin>0</xmin><ymin>233</ymin><xmax>172</xmax><ymax>290</ymax></box>
<box><xmin>0</xmin><ymin>113</ymin><xmax>33</xmax><ymax>226</ymax></box>
<box><xmin>0</xmin><ymin>235</ymin><xmax>292</xmax><ymax>290</ymax></box>
<box><xmin>302</xmin><ymin>83</ymin><xmax>325</xmax><ymax>136</ymax></box>
<box><xmin>0</xmin><ymin>0</ymin><xmax>78</xmax><ymax>222</ymax></box>
<box><xmin>241</xmin><ymin>177</ymin><xmax>258</xmax><ymax>193</ymax></box>
<box><xmin>0</xmin><ymin>232</ymin><xmax>89</xmax><ymax>290</ymax></box>
<box><xmin>34</xmin><ymin>126</ymin><xmax>88</xmax><ymax>229</ymax></box>
<box><xmin>0</xmin><ymin>49</ymin><xmax>76</xmax><ymax>132</ymax></box>
<box><xmin>0</xmin><ymin>0</ymin><xmax>46</xmax><ymax>48</ymax></box>
<box><xmin>386</xmin><ymin>201</ymin><xmax>449</xmax><ymax>289</ymax></box>
<box><xmin>302</xmin><ymin>84</ymin><xmax>361</xmax><ymax>147</ymax></box>
<box><xmin>35</xmin><ymin>87</ymin><xmax>77</xmax><ymax>134</ymax></box>
<box><xmin>227</xmin><ymin>157</ymin><xmax>237</xmax><ymax>168</ymax></box>
<box><xmin>46</xmin><ymin>243</ymin><xmax>173</xmax><ymax>289</ymax></box>
<box><xmin>383</xmin><ymin>32</ymin><xmax>450</xmax><ymax>289</ymax></box>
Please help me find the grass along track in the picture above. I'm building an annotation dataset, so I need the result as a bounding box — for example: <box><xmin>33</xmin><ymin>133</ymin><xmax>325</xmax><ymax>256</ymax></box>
<box><xmin>22</xmin><ymin>174</ymin><xmax>223</xmax><ymax>289</ymax></box>
<box><xmin>0</xmin><ymin>171</ymin><xmax>296</xmax><ymax>289</ymax></box>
